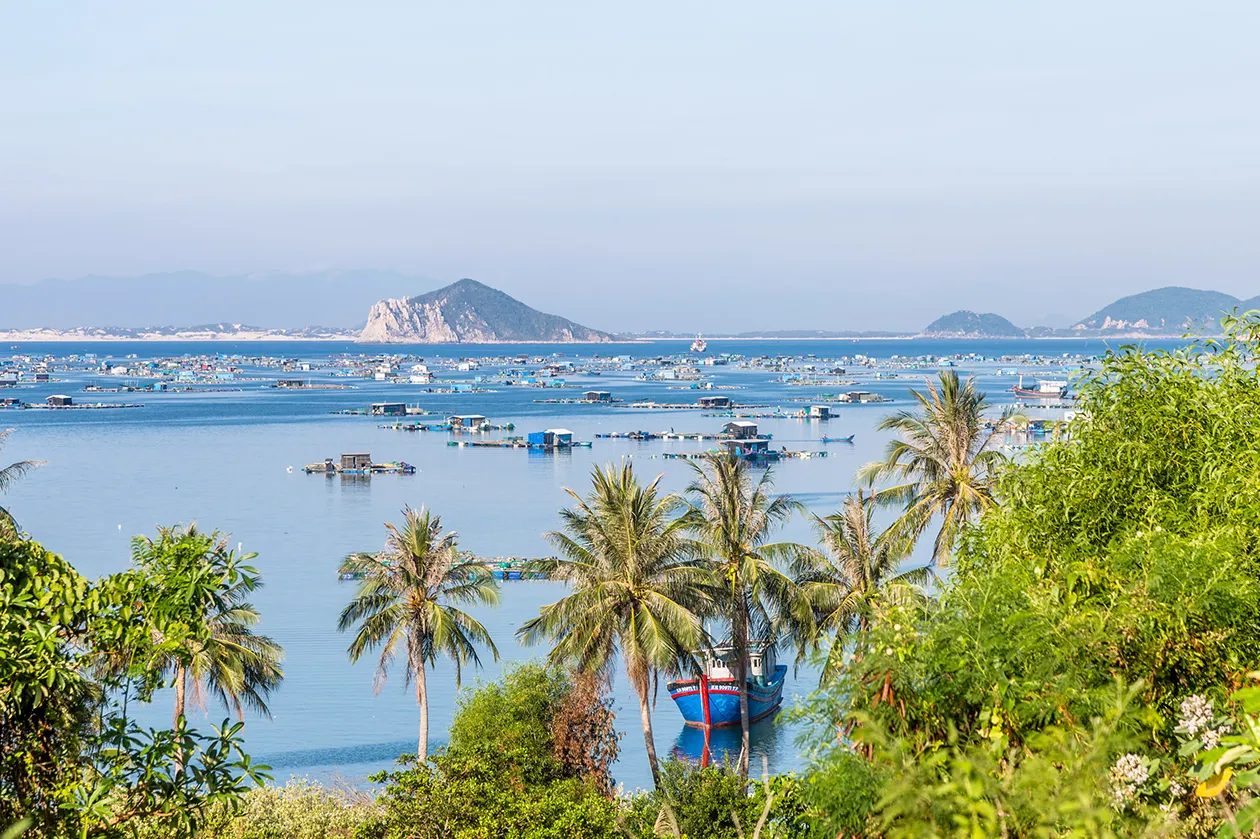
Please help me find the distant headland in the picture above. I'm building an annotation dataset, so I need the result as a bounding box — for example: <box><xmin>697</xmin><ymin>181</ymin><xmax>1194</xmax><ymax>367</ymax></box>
<box><xmin>919</xmin><ymin>287</ymin><xmax>1260</xmax><ymax>339</ymax></box>
<box><xmin>0</xmin><ymin>277</ymin><xmax>1254</xmax><ymax>342</ymax></box>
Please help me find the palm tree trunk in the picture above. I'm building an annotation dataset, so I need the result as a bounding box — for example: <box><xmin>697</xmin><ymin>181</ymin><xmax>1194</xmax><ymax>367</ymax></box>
<box><xmin>737</xmin><ymin>606</ymin><xmax>751</xmax><ymax>781</ymax></box>
<box><xmin>173</xmin><ymin>664</ymin><xmax>187</xmax><ymax>724</ymax></box>
<box><xmin>173</xmin><ymin>665</ymin><xmax>187</xmax><ymax>774</ymax></box>
<box><xmin>415</xmin><ymin>660</ymin><xmax>429</xmax><ymax>761</ymax></box>
<box><xmin>636</xmin><ymin>682</ymin><xmax>662</xmax><ymax>788</ymax></box>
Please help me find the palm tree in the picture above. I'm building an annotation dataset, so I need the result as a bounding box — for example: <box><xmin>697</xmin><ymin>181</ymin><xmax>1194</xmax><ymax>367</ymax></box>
<box><xmin>518</xmin><ymin>462</ymin><xmax>709</xmax><ymax>788</ymax></box>
<box><xmin>0</xmin><ymin>428</ymin><xmax>44</xmax><ymax>537</ymax></box>
<box><xmin>338</xmin><ymin>506</ymin><xmax>500</xmax><ymax>761</ymax></box>
<box><xmin>132</xmin><ymin>524</ymin><xmax>285</xmax><ymax>725</ymax></box>
<box><xmin>683</xmin><ymin>454</ymin><xmax>812</xmax><ymax>780</ymax></box>
<box><xmin>796</xmin><ymin>489</ymin><xmax>934</xmax><ymax>684</ymax></box>
<box><xmin>858</xmin><ymin>370</ymin><xmax>1017</xmax><ymax>564</ymax></box>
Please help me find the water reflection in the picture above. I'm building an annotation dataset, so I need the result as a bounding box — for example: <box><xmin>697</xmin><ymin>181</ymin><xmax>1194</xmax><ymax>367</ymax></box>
<box><xmin>669</xmin><ymin>713</ymin><xmax>795</xmax><ymax>772</ymax></box>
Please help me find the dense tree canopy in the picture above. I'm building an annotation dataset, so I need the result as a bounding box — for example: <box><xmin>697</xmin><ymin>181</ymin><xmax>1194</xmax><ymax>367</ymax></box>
<box><xmin>799</xmin><ymin>314</ymin><xmax>1260</xmax><ymax>835</ymax></box>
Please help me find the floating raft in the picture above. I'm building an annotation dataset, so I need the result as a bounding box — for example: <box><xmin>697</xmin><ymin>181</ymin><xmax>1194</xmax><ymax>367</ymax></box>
<box><xmin>447</xmin><ymin>438</ymin><xmax>592</xmax><ymax>450</ymax></box>
<box><xmin>304</xmin><ymin>460</ymin><xmax>416</xmax><ymax>475</ymax></box>
<box><xmin>703</xmin><ymin>410</ymin><xmax>836</xmax><ymax>419</ymax></box>
<box><xmin>661</xmin><ymin>449</ymin><xmax>827</xmax><ymax>461</ymax></box>
<box><xmin>626</xmin><ymin>402</ymin><xmax>770</xmax><ymax>411</ymax></box>
<box><xmin>21</xmin><ymin>402</ymin><xmax>144</xmax><ymax>410</ymax></box>
<box><xmin>339</xmin><ymin>554</ymin><xmax>556</xmax><ymax>581</ymax></box>
<box><xmin>596</xmin><ymin>430</ymin><xmax>726</xmax><ymax>441</ymax></box>
<box><xmin>533</xmin><ymin>398</ymin><xmax>623</xmax><ymax>404</ymax></box>
<box><xmin>383</xmin><ymin>422</ymin><xmax>515</xmax><ymax>432</ymax></box>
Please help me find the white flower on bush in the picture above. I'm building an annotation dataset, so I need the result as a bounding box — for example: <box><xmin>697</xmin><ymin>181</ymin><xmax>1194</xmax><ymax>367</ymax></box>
<box><xmin>1201</xmin><ymin>724</ymin><xmax>1230</xmax><ymax>750</ymax></box>
<box><xmin>1179</xmin><ymin>694</ymin><xmax>1213</xmax><ymax>737</ymax></box>
<box><xmin>1168</xmin><ymin>780</ymin><xmax>1186</xmax><ymax>799</ymax></box>
<box><xmin>1109</xmin><ymin>753</ymin><xmax>1152</xmax><ymax>809</ymax></box>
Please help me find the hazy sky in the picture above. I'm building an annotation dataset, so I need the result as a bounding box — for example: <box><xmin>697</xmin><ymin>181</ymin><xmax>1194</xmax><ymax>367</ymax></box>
<box><xmin>3</xmin><ymin>2</ymin><xmax>1258</xmax><ymax>332</ymax></box>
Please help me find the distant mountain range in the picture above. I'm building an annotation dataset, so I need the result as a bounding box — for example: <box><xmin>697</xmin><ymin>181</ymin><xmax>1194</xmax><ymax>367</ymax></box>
<box><xmin>920</xmin><ymin>287</ymin><xmax>1260</xmax><ymax>339</ymax></box>
<box><xmin>0</xmin><ymin>323</ymin><xmax>358</xmax><ymax>342</ymax></box>
<box><xmin>358</xmin><ymin>279</ymin><xmax>613</xmax><ymax>343</ymax></box>
<box><xmin>2</xmin><ymin>272</ymin><xmax>1255</xmax><ymax>342</ymax></box>
<box><xmin>0</xmin><ymin>270</ymin><xmax>424</xmax><ymax>329</ymax></box>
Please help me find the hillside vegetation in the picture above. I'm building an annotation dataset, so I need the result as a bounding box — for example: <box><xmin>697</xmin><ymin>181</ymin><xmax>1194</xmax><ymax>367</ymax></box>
<box><xmin>920</xmin><ymin>310</ymin><xmax>1026</xmax><ymax>337</ymax></box>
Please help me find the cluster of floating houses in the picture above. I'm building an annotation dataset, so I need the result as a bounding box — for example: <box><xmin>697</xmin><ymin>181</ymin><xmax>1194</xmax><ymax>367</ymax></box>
<box><xmin>302</xmin><ymin>452</ymin><xmax>416</xmax><ymax>475</ymax></box>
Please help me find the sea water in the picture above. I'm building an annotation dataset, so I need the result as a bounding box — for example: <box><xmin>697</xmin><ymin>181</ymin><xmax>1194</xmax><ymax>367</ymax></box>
<box><xmin>0</xmin><ymin>337</ymin><xmax>1181</xmax><ymax>789</ymax></box>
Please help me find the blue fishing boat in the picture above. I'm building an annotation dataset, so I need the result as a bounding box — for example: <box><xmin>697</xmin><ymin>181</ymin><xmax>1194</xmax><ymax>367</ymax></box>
<box><xmin>820</xmin><ymin>434</ymin><xmax>854</xmax><ymax>444</ymax></box>
<box><xmin>667</xmin><ymin>643</ymin><xmax>786</xmax><ymax>729</ymax></box>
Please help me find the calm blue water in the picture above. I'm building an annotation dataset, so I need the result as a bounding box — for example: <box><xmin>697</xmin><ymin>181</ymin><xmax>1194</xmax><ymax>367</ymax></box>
<box><xmin>1</xmin><ymin>337</ymin><xmax>1185</xmax><ymax>789</ymax></box>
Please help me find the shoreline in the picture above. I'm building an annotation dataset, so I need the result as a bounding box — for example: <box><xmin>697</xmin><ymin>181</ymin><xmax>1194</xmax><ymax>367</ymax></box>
<box><xmin>0</xmin><ymin>333</ymin><xmax>1200</xmax><ymax>344</ymax></box>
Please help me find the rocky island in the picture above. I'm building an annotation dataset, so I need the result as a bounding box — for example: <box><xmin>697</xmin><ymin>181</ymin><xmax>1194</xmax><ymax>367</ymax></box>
<box><xmin>358</xmin><ymin>278</ymin><xmax>613</xmax><ymax>344</ymax></box>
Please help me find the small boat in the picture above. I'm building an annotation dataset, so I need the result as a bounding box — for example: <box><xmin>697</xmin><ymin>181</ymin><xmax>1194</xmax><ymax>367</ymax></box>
<box><xmin>667</xmin><ymin>642</ymin><xmax>786</xmax><ymax>729</ymax></box>
<box><xmin>1011</xmin><ymin>375</ymin><xmax>1068</xmax><ymax>399</ymax></box>
<box><xmin>820</xmin><ymin>434</ymin><xmax>855</xmax><ymax>444</ymax></box>
<box><xmin>690</xmin><ymin>334</ymin><xmax>707</xmax><ymax>353</ymax></box>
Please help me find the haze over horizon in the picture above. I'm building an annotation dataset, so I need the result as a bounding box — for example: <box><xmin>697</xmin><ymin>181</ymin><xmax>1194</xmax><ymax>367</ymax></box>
<box><xmin>3</xmin><ymin>2</ymin><xmax>1258</xmax><ymax>333</ymax></box>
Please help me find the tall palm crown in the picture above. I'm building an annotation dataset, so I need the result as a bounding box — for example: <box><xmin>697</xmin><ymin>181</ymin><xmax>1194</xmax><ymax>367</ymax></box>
<box><xmin>683</xmin><ymin>455</ymin><xmax>812</xmax><ymax>779</ymax></box>
<box><xmin>858</xmin><ymin>370</ymin><xmax>1017</xmax><ymax>564</ymax></box>
<box><xmin>338</xmin><ymin>506</ymin><xmax>500</xmax><ymax>761</ymax></box>
<box><xmin>797</xmin><ymin>489</ymin><xmax>934</xmax><ymax>684</ymax></box>
<box><xmin>0</xmin><ymin>428</ymin><xmax>44</xmax><ymax>537</ymax></box>
<box><xmin>131</xmin><ymin>524</ymin><xmax>284</xmax><ymax>723</ymax></box>
<box><xmin>518</xmin><ymin>462</ymin><xmax>708</xmax><ymax>788</ymax></box>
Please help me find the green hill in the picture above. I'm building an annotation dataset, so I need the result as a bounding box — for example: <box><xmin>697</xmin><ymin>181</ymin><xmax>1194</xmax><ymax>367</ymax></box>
<box><xmin>921</xmin><ymin>311</ymin><xmax>1026</xmax><ymax>338</ymax></box>
<box><xmin>1073</xmin><ymin>287</ymin><xmax>1240</xmax><ymax>333</ymax></box>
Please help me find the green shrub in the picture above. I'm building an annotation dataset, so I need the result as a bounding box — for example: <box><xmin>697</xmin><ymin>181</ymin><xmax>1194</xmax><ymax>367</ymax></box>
<box><xmin>620</xmin><ymin>760</ymin><xmax>808</xmax><ymax>839</ymax></box>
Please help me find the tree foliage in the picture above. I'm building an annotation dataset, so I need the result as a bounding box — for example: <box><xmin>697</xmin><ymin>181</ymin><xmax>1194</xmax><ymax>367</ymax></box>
<box><xmin>858</xmin><ymin>370</ymin><xmax>1017</xmax><ymax>564</ymax></box>
<box><xmin>338</xmin><ymin>505</ymin><xmax>500</xmax><ymax>761</ymax></box>
<box><xmin>798</xmin><ymin>314</ymin><xmax>1260</xmax><ymax>835</ymax></box>
<box><xmin>0</xmin><ymin>533</ymin><xmax>270</xmax><ymax>839</ymax></box>
<box><xmin>520</xmin><ymin>462</ymin><xmax>707</xmax><ymax>787</ymax></box>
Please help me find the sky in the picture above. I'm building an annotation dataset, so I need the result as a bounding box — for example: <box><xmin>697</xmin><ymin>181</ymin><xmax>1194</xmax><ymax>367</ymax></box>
<box><xmin>2</xmin><ymin>1</ymin><xmax>1258</xmax><ymax>333</ymax></box>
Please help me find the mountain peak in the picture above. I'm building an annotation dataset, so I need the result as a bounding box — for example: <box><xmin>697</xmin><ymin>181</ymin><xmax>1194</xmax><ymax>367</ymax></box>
<box><xmin>920</xmin><ymin>310</ymin><xmax>1025</xmax><ymax>338</ymax></box>
<box><xmin>359</xmin><ymin>279</ymin><xmax>612</xmax><ymax>344</ymax></box>
<box><xmin>1073</xmin><ymin>287</ymin><xmax>1239</xmax><ymax>332</ymax></box>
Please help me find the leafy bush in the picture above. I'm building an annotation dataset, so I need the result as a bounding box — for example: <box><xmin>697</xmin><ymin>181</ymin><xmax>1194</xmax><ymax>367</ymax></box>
<box><xmin>620</xmin><ymin>759</ymin><xmax>808</xmax><ymax>839</ymax></box>
<box><xmin>794</xmin><ymin>315</ymin><xmax>1260</xmax><ymax>836</ymax></box>
<box><xmin>365</xmin><ymin>664</ymin><xmax>623</xmax><ymax>839</ymax></box>
<box><xmin>186</xmin><ymin>779</ymin><xmax>374</xmax><ymax>839</ymax></box>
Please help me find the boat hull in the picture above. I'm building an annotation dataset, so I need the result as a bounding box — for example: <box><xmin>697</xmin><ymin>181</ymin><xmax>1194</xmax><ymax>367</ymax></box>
<box><xmin>667</xmin><ymin>665</ymin><xmax>786</xmax><ymax>729</ymax></box>
<box><xmin>1011</xmin><ymin>386</ymin><xmax>1067</xmax><ymax>399</ymax></box>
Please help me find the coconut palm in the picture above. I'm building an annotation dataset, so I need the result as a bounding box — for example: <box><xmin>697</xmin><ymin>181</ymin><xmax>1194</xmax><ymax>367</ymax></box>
<box><xmin>518</xmin><ymin>462</ymin><xmax>708</xmax><ymax>788</ymax></box>
<box><xmin>858</xmin><ymin>370</ymin><xmax>1017</xmax><ymax>564</ymax></box>
<box><xmin>338</xmin><ymin>506</ymin><xmax>500</xmax><ymax>761</ymax></box>
<box><xmin>131</xmin><ymin>524</ymin><xmax>285</xmax><ymax>724</ymax></box>
<box><xmin>683</xmin><ymin>454</ymin><xmax>812</xmax><ymax>780</ymax></box>
<box><xmin>796</xmin><ymin>489</ymin><xmax>935</xmax><ymax>684</ymax></box>
<box><xmin>0</xmin><ymin>428</ymin><xmax>44</xmax><ymax>537</ymax></box>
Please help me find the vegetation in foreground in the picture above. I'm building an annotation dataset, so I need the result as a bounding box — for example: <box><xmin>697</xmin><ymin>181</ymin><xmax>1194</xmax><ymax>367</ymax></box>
<box><xmin>8</xmin><ymin>314</ymin><xmax>1260</xmax><ymax>836</ymax></box>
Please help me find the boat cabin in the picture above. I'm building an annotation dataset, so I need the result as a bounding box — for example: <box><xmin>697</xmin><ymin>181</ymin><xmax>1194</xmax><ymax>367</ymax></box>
<box><xmin>701</xmin><ymin>642</ymin><xmax>778</xmax><ymax>682</ymax></box>
<box><xmin>723</xmin><ymin>420</ymin><xmax>758</xmax><ymax>439</ymax></box>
